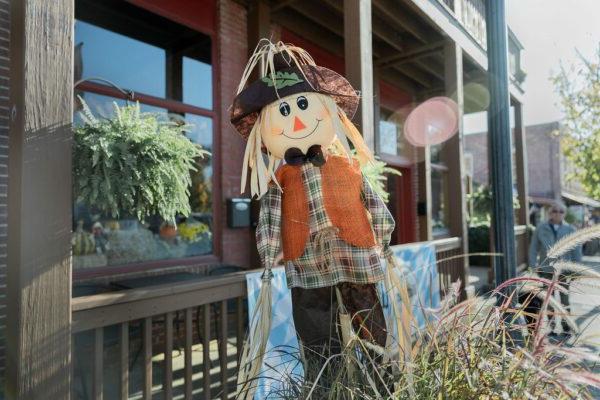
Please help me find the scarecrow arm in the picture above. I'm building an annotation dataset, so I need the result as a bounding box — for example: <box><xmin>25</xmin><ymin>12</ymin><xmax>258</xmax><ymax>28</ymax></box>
<box><xmin>256</xmin><ymin>185</ymin><xmax>282</xmax><ymax>269</ymax></box>
<box><xmin>361</xmin><ymin>175</ymin><xmax>395</xmax><ymax>250</ymax></box>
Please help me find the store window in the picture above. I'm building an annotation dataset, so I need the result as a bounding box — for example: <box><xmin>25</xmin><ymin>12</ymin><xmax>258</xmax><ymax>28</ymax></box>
<box><xmin>431</xmin><ymin>154</ymin><xmax>450</xmax><ymax>235</ymax></box>
<box><xmin>72</xmin><ymin>1</ymin><xmax>214</xmax><ymax>275</ymax></box>
<box><xmin>379</xmin><ymin>109</ymin><xmax>412</xmax><ymax>159</ymax></box>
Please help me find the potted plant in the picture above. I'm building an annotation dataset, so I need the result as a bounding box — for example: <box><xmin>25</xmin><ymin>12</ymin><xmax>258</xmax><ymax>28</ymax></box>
<box><xmin>73</xmin><ymin>98</ymin><xmax>210</xmax><ymax>225</ymax></box>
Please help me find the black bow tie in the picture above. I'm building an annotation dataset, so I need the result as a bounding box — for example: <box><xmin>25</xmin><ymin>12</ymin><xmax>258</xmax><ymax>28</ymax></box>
<box><xmin>284</xmin><ymin>145</ymin><xmax>326</xmax><ymax>167</ymax></box>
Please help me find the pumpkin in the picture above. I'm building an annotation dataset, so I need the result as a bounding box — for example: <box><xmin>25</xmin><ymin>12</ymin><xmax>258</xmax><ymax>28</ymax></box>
<box><xmin>72</xmin><ymin>220</ymin><xmax>96</xmax><ymax>256</ymax></box>
<box><xmin>159</xmin><ymin>222</ymin><xmax>178</xmax><ymax>240</ymax></box>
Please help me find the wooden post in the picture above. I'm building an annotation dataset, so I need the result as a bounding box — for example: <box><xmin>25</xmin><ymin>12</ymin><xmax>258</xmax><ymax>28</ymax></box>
<box><xmin>485</xmin><ymin>0</ymin><xmax>517</xmax><ymax>286</ymax></box>
<box><xmin>442</xmin><ymin>40</ymin><xmax>469</xmax><ymax>298</ymax></box>
<box><xmin>344</xmin><ymin>0</ymin><xmax>375</xmax><ymax>149</ymax></box>
<box><xmin>513</xmin><ymin>101</ymin><xmax>529</xmax><ymax>227</ymax></box>
<box><xmin>373</xmin><ymin>67</ymin><xmax>381</xmax><ymax>153</ymax></box>
<box><xmin>7</xmin><ymin>1</ymin><xmax>73</xmax><ymax>399</ymax></box>
<box><xmin>247</xmin><ymin>0</ymin><xmax>271</xmax><ymax>53</ymax></box>
<box><xmin>417</xmin><ymin>147</ymin><xmax>433</xmax><ymax>241</ymax></box>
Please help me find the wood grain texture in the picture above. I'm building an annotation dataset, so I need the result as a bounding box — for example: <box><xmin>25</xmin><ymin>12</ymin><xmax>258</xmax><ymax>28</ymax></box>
<box><xmin>344</xmin><ymin>0</ymin><xmax>374</xmax><ymax>148</ymax></box>
<box><xmin>442</xmin><ymin>40</ymin><xmax>469</xmax><ymax>299</ymax></box>
<box><xmin>6</xmin><ymin>0</ymin><xmax>73</xmax><ymax>398</ymax></box>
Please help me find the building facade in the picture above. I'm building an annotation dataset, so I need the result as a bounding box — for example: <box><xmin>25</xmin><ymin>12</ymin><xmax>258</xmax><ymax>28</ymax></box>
<box><xmin>5</xmin><ymin>1</ymin><xmax>528</xmax><ymax>398</ymax></box>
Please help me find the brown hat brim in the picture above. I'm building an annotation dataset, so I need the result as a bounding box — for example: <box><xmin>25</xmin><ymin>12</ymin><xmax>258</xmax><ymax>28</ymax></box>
<box><xmin>230</xmin><ymin>65</ymin><xmax>359</xmax><ymax>140</ymax></box>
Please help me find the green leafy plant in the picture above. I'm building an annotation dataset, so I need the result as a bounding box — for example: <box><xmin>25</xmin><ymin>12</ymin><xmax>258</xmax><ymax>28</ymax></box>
<box><xmin>73</xmin><ymin>98</ymin><xmax>210</xmax><ymax>223</ymax></box>
<box><xmin>552</xmin><ymin>45</ymin><xmax>600</xmax><ymax>200</ymax></box>
<box><xmin>359</xmin><ymin>156</ymin><xmax>402</xmax><ymax>203</ymax></box>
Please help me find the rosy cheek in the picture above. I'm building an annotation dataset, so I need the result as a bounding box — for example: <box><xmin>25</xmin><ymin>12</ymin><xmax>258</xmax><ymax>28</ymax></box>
<box><xmin>317</xmin><ymin>106</ymin><xmax>330</xmax><ymax>120</ymax></box>
<box><xmin>271</xmin><ymin>125</ymin><xmax>283</xmax><ymax>135</ymax></box>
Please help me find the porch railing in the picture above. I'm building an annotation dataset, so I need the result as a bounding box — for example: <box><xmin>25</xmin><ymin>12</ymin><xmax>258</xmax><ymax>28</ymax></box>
<box><xmin>438</xmin><ymin>0</ymin><xmax>487</xmax><ymax>49</ymax></box>
<box><xmin>514</xmin><ymin>224</ymin><xmax>529</xmax><ymax>272</ymax></box>
<box><xmin>71</xmin><ymin>237</ymin><xmax>463</xmax><ymax>400</ymax></box>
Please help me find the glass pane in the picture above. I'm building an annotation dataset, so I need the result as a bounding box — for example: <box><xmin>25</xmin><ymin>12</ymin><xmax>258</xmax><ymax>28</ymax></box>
<box><xmin>183</xmin><ymin>57</ymin><xmax>213</xmax><ymax>110</ymax></box>
<box><xmin>379</xmin><ymin>109</ymin><xmax>413</xmax><ymax>159</ymax></box>
<box><xmin>430</xmin><ymin>143</ymin><xmax>443</xmax><ymax>164</ymax></box>
<box><xmin>75</xmin><ymin>20</ymin><xmax>166</xmax><ymax>99</ymax></box>
<box><xmin>379</xmin><ymin>120</ymin><xmax>398</xmax><ymax>156</ymax></box>
<box><xmin>431</xmin><ymin>169</ymin><xmax>449</xmax><ymax>233</ymax></box>
<box><xmin>75</xmin><ymin>15</ymin><xmax>213</xmax><ymax>110</ymax></box>
<box><xmin>72</xmin><ymin>93</ymin><xmax>213</xmax><ymax>272</ymax></box>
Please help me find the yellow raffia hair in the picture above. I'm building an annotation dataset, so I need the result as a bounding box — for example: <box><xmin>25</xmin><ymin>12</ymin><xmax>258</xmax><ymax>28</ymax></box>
<box><xmin>241</xmin><ymin>93</ymin><xmax>375</xmax><ymax>198</ymax></box>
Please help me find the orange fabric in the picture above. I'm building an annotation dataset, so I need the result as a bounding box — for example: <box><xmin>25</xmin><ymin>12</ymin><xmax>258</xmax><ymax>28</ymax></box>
<box><xmin>276</xmin><ymin>155</ymin><xmax>376</xmax><ymax>261</ymax></box>
<box><xmin>321</xmin><ymin>157</ymin><xmax>376</xmax><ymax>248</ymax></box>
<box><xmin>276</xmin><ymin>165</ymin><xmax>310</xmax><ymax>261</ymax></box>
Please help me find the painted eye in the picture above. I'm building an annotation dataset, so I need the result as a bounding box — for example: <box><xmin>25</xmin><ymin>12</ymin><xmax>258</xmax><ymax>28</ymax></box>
<box><xmin>279</xmin><ymin>102</ymin><xmax>291</xmax><ymax>116</ymax></box>
<box><xmin>296</xmin><ymin>96</ymin><xmax>308</xmax><ymax>110</ymax></box>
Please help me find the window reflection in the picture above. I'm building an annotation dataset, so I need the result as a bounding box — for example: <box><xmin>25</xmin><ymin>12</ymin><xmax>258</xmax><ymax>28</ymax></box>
<box><xmin>75</xmin><ymin>20</ymin><xmax>166</xmax><ymax>99</ymax></box>
<box><xmin>431</xmin><ymin>168</ymin><xmax>450</xmax><ymax>233</ymax></box>
<box><xmin>72</xmin><ymin>93</ymin><xmax>213</xmax><ymax>270</ymax></box>
<box><xmin>378</xmin><ymin>109</ymin><xmax>413</xmax><ymax>159</ymax></box>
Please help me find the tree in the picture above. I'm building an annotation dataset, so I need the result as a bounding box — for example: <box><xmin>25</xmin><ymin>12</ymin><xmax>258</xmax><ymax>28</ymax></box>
<box><xmin>552</xmin><ymin>46</ymin><xmax>600</xmax><ymax>200</ymax></box>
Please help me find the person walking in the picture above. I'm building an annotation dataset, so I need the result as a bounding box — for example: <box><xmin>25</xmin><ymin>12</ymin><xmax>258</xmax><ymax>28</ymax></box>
<box><xmin>528</xmin><ymin>201</ymin><xmax>583</xmax><ymax>335</ymax></box>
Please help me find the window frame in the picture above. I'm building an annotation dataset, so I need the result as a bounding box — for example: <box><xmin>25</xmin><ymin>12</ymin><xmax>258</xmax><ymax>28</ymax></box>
<box><xmin>431</xmin><ymin>157</ymin><xmax>451</xmax><ymax>238</ymax></box>
<box><xmin>72</xmin><ymin>6</ymin><xmax>221</xmax><ymax>281</ymax></box>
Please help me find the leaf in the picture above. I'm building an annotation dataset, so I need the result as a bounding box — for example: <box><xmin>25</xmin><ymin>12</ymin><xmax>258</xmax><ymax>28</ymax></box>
<box><xmin>73</xmin><ymin>98</ymin><xmax>211</xmax><ymax>222</ymax></box>
<box><xmin>260</xmin><ymin>71</ymin><xmax>304</xmax><ymax>90</ymax></box>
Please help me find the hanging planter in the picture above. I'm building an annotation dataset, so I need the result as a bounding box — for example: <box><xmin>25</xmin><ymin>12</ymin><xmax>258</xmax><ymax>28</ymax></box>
<box><xmin>73</xmin><ymin>97</ymin><xmax>210</xmax><ymax>224</ymax></box>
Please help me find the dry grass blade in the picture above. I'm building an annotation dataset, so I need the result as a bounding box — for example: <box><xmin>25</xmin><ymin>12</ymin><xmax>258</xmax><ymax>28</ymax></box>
<box><xmin>553</xmin><ymin>260</ymin><xmax>600</xmax><ymax>278</ymax></box>
<box><xmin>547</xmin><ymin>225</ymin><xmax>600</xmax><ymax>259</ymax></box>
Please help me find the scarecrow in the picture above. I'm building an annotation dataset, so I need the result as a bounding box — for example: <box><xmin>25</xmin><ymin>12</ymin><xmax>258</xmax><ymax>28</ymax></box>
<box><xmin>231</xmin><ymin>40</ymin><xmax>404</xmax><ymax>396</ymax></box>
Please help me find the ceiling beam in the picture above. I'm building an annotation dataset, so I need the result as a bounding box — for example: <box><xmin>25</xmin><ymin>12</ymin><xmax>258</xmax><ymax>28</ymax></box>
<box><xmin>376</xmin><ymin>40</ymin><xmax>444</xmax><ymax>67</ymax></box>
<box><xmin>373</xmin><ymin>0</ymin><xmax>434</xmax><ymax>43</ymax></box>
<box><xmin>274</xmin><ymin>10</ymin><xmax>344</xmax><ymax>56</ymax></box>
<box><xmin>271</xmin><ymin>0</ymin><xmax>298</xmax><ymax>12</ymax></box>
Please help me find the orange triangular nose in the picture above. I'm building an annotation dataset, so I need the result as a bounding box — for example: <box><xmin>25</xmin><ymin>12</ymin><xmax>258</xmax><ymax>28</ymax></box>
<box><xmin>293</xmin><ymin>116</ymin><xmax>306</xmax><ymax>132</ymax></box>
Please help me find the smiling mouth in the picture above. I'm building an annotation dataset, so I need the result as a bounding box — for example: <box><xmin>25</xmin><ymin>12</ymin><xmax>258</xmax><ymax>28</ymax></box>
<box><xmin>282</xmin><ymin>119</ymin><xmax>322</xmax><ymax>140</ymax></box>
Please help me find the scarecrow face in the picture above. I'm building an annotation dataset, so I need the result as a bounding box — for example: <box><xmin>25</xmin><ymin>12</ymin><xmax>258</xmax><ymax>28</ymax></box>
<box><xmin>261</xmin><ymin>92</ymin><xmax>336</xmax><ymax>159</ymax></box>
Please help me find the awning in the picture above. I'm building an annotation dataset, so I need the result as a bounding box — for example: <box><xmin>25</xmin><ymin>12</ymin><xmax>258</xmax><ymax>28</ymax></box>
<box><xmin>528</xmin><ymin>196</ymin><xmax>556</xmax><ymax>206</ymax></box>
<box><xmin>562</xmin><ymin>191</ymin><xmax>600</xmax><ymax>208</ymax></box>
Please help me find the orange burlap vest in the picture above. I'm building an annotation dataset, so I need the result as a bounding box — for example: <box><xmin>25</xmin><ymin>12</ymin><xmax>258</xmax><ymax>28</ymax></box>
<box><xmin>275</xmin><ymin>155</ymin><xmax>377</xmax><ymax>261</ymax></box>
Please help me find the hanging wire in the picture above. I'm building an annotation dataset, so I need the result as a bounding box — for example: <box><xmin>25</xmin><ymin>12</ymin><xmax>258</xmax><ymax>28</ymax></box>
<box><xmin>74</xmin><ymin>76</ymin><xmax>136</xmax><ymax>104</ymax></box>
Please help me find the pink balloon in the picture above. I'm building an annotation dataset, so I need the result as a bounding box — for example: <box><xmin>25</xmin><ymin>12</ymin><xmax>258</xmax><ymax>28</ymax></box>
<box><xmin>403</xmin><ymin>97</ymin><xmax>459</xmax><ymax>147</ymax></box>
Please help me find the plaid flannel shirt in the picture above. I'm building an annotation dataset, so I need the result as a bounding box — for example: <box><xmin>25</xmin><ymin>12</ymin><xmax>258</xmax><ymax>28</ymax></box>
<box><xmin>256</xmin><ymin>162</ymin><xmax>395</xmax><ymax>289</ymax></box>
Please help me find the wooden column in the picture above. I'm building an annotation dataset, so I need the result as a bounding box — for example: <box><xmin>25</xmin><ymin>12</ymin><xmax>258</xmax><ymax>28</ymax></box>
<box><xmin>442</xmin><ymin>40</ymin><xmax>469</xmax><ymax>296</ymax></box>
<box><xmin>247</xmin><ymin>0</ymin><xmax>271</xmax><ymax>53</ymax></box>
<box><xmin>513</xmin><ymin>101</ymin><xmax>529</xmax><ymax>227</ymax></box>
<box><xmin>373</xmin><ymin>67</ymin><xmax>381</xmax><ymax>153</ymax></box>
<box><xmin>417</xmin><ymin>147</ymin><xmax>432</xmax><ymax>241</ymax></box>
<box><xmin>344</xmin><ymin>0</ymin><xmax>375</xmax><ymax>150</ymax></box>
<box><xmin>7</xmin><ymin>1</ymin><xmax>73</xmax><ymax>399</ymax></box>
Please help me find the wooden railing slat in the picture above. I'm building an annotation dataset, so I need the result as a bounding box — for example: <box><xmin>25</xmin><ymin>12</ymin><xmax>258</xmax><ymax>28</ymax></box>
<box><xmin>93</xmin><ymin>327</ymin><xmax>104</xmax><ymax>400</ymax></box>
<box><xmin>185</xmin><ymin>308</ymin><xmax>193</xmax><ymax>399</ymax></box>
<box><xmin>120</xmin><ymin>322</ymin><xmax>129</xmax><ymax>400</ymax></box>
<box><xmin>164</xmin><ymin>312</ymin><xmax>173</xmax><ymax>400</ymax></box>
<box><xmin>219</xmin><ymin>300</ymin><xmax>228</xmax><ymax>399</ymax></box>
<box><xmin>236</xmin><ymin>297</ymin><xmax>244</xmax><ymax>361</ymax></box>
<box><xmin>143</xmin><ymin>317</ymin><xmax>153</xmax><ymax>400</ymax></box>
<box><xmin>203</xmin><ymin>304</ymin><xmax>211</xmax><ymax>400</ymax></box>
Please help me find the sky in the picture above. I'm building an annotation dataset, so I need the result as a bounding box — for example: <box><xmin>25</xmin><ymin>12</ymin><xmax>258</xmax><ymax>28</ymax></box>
<box><xmin>464</xmin><ymin>1</ymin><xmax>600</xmax><ymax>134</ymax></box>
<box><xmin>506</xmin><ymin>0</ymin><xmax>600</xmax><ymax>126</ymax></box>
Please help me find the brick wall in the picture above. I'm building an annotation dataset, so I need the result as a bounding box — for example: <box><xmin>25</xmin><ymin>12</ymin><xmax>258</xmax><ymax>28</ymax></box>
<box><xmin>525</xmin><ymin>122</ymin><xmax>561</xmax><ymax>200</ymax></box>
<box><xmin>218</xmin><ymin>0</ymin><xmax>254</xmax><ymax>268</ymax></box>
<box><xmin>464</xmin><ymin>132</ymin><xmax>489</xmax><ymax>187</ymax></box>
<box><xmin>0</xmin><ymin>0</ymin><xmax>7</xmax><ymax>389</ymax></box>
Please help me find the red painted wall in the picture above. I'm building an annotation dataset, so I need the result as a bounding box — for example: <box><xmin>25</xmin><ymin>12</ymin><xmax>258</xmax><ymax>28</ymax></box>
<box><xmin>127</xmin><ymin>0</ymin><xmax>216</xmax><ymax>35</ymax></box>
<box><xmin>280</xmin><ymin>29</ymin><xmax>344</xmax><ymax>74</ymax></box>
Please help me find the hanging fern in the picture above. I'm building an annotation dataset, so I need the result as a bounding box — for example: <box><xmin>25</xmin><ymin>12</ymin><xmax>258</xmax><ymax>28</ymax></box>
<box><xmin>73</xmin><ymin>97</ymin><xmax>210</xmax><ymax>223</ymax></box>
